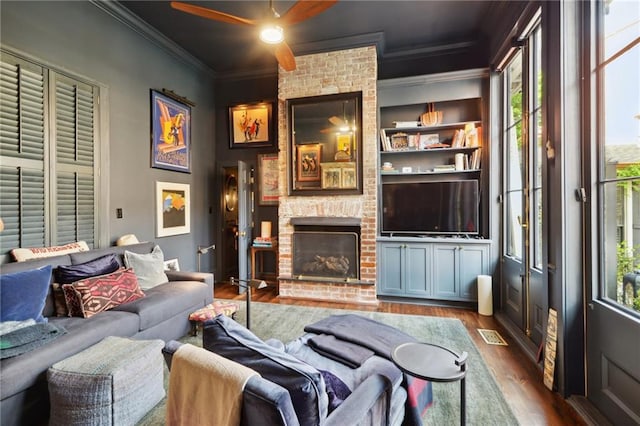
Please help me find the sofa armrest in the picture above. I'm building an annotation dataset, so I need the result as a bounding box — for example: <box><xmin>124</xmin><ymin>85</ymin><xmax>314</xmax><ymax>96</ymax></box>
<box><xmin>242</xmin><ymin>376</ymin><xmax>300</xmax><ymax>426</ymax></box>
<box><xmin>166</xmin><ymin>270</ymin><xmax>213</xmax><ymax>285</ymax></box>
<box><xmin>162</xmin><ymin>340</ymin><xmax>183</xmax><ymax>370</ymax></box>
<box><xmin>324</xmin><ymin>374</ymin><xmax>392</xmax><ymax>426</ymax></box>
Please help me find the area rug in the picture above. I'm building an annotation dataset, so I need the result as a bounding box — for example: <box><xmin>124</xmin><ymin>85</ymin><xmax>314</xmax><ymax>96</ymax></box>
<box><xmin>138</xmin><ymin>301</ymin><xmax>518</xmax><ymax>425</ymax></box>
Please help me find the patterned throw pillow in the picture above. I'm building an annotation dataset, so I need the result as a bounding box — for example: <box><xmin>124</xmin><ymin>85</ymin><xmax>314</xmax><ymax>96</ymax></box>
<box><xmin>61</xmin><ymin>268</ymin><xmax>145</xmax><ymax>318</ymax></box>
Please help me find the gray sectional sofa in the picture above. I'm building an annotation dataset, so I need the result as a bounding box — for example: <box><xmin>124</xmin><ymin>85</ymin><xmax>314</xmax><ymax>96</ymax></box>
<box><xmin>0</xmin><ymin>242</ymin><xmax>214</xmax><ymax>426</ymax></box>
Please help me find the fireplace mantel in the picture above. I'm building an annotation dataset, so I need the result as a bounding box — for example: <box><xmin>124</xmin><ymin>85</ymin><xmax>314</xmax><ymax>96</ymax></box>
<box><xmin>290</xmin><ymin>217</ymin><xmax>361</xmax><ymax>227</ymax></box>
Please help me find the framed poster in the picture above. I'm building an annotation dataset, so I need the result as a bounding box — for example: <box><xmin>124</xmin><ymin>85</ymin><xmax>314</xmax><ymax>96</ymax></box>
<box><xmin>296</xmin><ymin>143</ymin><xmax>322</xmax><ymax>182</ymax></box>
<box><xmin>229</xmin><ymin>102</ymin><xmax>273</xmax><ymax>148</ymax></box>
<box><xmin>151</xmin><ymin>90</ymin><xmax>191</xmax><ymax>173</ymax></box>
<box><xmin>257</xmin><ymin>153</ymin><xmax>279</xmax><ymax>206</ymax></box>
<box><xmin>156</xmin><ymin>181</ymin><xmax>190</xmax><ymax>237</ymax></box>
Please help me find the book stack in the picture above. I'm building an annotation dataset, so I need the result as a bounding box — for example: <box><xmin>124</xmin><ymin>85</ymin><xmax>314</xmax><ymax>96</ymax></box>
<box><xmin>253</xmin><ymin>237</ymin><xmax>276</xmax><ymax>247</ymax></box>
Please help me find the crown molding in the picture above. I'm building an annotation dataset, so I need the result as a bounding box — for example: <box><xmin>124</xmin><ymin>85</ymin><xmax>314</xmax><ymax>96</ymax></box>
<box><xmin>293</xmin><ymin>31</ymin><xmax>386</xmax><ymax>58</ymax></box>
<box><xmin>92</xmin><ymin>1</ymin><xmax>216</xmax><ymax>78</ymax></box>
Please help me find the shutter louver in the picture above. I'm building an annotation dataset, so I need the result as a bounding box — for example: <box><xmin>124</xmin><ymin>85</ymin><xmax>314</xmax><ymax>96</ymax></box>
<box><xmin>0</xmin><ymin>166</ymin><xmax>45</xmax><ymax>252</ymax></box>
<box><xmin>0</xmin><ymin>57</ymin><xmax>45</xmax><ymax>160</ymax></box>
<box><xmin>56</xmin><ymin>172</ymin><xmax>94</xmax><ymax>247</ymax></box>
<box><xmin>55</xmin><ymin>76</ymin><xmax>94</xmax><ymax>167</ymax></box>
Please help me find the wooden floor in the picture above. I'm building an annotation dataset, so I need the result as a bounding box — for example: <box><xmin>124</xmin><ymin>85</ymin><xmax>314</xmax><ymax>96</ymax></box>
<box><xmin>215</xmin><ymin>282</ymin><xmax>586</xmax><ymax>425</ymax></box>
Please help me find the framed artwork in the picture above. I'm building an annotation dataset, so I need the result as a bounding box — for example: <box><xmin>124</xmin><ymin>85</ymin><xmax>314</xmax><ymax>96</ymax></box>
<box><xmin>229</xmin><ymin>102</ymin><xmax>273</xmax><ymax>148</ymax></box>
<box><xmin>296</xmin><ymin>143</ymin><xmax>322</xmax><ymax>182</ymax></box>
<box><xmin>163</xmin><ymin>258</ymin><xmax>181</xmax><ymax>271</ymax></box>
<box><xmin>257</xmin><ymin>153</ymin><xmax>279</xmax><ymax>206</ymax></box>
<box><xmin>336</xmin><ymin>133</ymin><xmax>352</xmax><ymax>159</ymax></box>
<box><xmin>321</xmin><ymin>165</ymin><xmax>341</xmax><ymax>189</ymax></box>
<box><xmin>156</xmin><ymin>181</ymin><xmax>190</xmax><ymax>237</ymax></box>
<box><xmin>341</xmin><ymin>164</ymin><xmax>357</xmax><ymax>189</ymax></box>
<box><xmin>151</xmin><ymin>90</ymin><xmax>191</xmax><ymax>173</ymax></box>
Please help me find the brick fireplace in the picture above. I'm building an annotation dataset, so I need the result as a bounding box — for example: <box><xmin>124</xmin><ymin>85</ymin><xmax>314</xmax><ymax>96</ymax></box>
<box><xmin>277</xmin><ymin>46</ymin><xmax>378</xmax><ymax>304</ymax></box>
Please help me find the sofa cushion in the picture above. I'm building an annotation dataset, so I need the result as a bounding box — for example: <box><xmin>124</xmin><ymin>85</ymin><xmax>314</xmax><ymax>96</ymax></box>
<box><xmin>0</xmin><ymin>266</ymin><xmax>52</xmax><ymax>323</ymax></box>
<box><xmin>203</xmin><ymin>315</ymin><xmax>328</xmax><ymax>426</ymax></box>
<box><xmin>61</xmin><ymin>269</ymin><xmax>145</xmax><ymax>318</ymax></box>
<box><xmin>113</xmin><ymin>281</ymin><xmax>208</xmax><ymax>331</ymax></box>
<box><xmin>55</xmin><ymin>254</ymin><xmax>120</xmax><ymax>284</ymax></box>
<box><xmin>11</xmin><ymin>241</ymin><xmax>89</xmax><ymax>262</ymax></box>
<box><xmin>0</xmin><ymin>311</ymin><xmax>140</xmax><ymax>400</ymax></box>
<box><xmin>124</xmin><ymin>245</ymin><xmax>168</xmax><ymax>290</ymax></box>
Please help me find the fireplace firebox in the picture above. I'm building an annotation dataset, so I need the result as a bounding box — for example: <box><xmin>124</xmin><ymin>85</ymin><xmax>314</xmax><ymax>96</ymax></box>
<box><xmin>291</xmin><ymin>217</ymin><xmax>360</xmax><ymax>281</ymax></box>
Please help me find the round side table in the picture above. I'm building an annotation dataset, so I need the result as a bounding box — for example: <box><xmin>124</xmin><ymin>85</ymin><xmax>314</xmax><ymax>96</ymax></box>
<box><xmin>391</xmin><ymin>342</ymin><xmax>468</xmax><ymax>426</ymax></box>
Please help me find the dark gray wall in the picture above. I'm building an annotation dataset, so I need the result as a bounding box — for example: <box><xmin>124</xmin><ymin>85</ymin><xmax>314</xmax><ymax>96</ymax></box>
<box><xmin>1</xmin><ymin>1</ymin><xmax>217</xmax><ymax>272</ymax></box>
<box><xmin>213</xmin><ymin>75</ymin><xmax>279</xmax><ymax>278</ymax></box>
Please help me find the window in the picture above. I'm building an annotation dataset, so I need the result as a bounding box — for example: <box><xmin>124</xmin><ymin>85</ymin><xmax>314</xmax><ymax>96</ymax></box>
<box><xmin>0</xmin><ymin>51</ymin><xmax>100</xmax><ymax>254</ymax></box>
<box><xmin>594</xmin><ymin>1</ymin><xmax>640</xmax><ymax>314</ymax></box>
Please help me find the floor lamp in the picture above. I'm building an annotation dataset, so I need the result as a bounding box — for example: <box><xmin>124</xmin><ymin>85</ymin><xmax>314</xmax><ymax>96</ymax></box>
<box><xmin>230</xmin><ymin>277</ymin><xmax>267</xmax><ymax>330</ymax></box>
<box><xmin>197</xmin><ymin>244</ymin><xmax>215</xmax><ymax>272</ymax></box>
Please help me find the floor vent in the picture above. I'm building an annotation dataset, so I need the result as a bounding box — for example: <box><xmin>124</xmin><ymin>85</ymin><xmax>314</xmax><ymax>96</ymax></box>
<box><xmin>477</xmin><ymin>329</ymin><xmax>509</xmax><ymax>346</ymax></box>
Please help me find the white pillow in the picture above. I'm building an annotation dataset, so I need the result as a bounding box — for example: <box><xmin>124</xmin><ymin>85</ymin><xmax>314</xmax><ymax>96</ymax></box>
<box><xmin>11</xmin><ymin>241</ymin><xmax>89</xmax><ymax>262</ymax></box>
<box><xmin>123</xmin><ymin>245</ymin><xmax>168</xmax><ymax>290</ymax></box>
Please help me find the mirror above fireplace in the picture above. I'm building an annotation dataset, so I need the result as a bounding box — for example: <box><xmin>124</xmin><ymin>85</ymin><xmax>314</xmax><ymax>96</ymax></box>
<box><xmin>287</xmin><ymin>91</ymin><xmax>363</xmax><ymax>196</ymax></box>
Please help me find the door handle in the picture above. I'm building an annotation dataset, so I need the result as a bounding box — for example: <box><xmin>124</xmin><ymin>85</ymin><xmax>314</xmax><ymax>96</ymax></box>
<box><xmin>239</xmin><ymin>231</ymin><xmax>246</xmax><ymax>237</ymax></box>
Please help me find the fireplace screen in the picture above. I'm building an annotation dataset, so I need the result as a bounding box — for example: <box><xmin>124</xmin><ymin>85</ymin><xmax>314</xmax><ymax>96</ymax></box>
<box><xmin>292</xmin><ymin>231</ymin><xmax>359</xmax><ymax>280</ymax></box>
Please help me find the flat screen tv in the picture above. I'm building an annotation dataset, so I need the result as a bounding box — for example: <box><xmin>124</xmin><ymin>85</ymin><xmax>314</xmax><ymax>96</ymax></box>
<box><xmin>382</xmin><ymin>180</ymin><xmax>479</xmax><ymax>235</ymax></box>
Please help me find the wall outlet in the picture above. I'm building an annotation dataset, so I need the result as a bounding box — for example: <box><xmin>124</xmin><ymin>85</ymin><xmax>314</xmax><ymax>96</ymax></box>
<box><xmin>116</xmin><ymin>208</ymin><xmax>123</xmax><ymax>219</ymax></box>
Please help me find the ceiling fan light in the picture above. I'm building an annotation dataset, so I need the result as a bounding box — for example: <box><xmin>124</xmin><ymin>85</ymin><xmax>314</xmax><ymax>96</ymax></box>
<box><xmin>260</xmin><ymin>25</ymin><xmax>284</xmax><ymax>44</ymax></box>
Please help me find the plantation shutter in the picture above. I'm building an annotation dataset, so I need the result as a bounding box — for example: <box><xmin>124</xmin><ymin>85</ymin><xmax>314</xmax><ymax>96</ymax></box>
<box><xmin>0</xmin><ymin>53</ymin><xmax>47</xmax><ymax>251</ymax></box>
<box><xmin>53</xmin><ymin>74</ymin><xmax>96</xmax><ymax>247</ymax></box>
<box><xmin>0</xmin><ymin>50</ymin><xmax>100</xmax><ymax>256</ymax></box>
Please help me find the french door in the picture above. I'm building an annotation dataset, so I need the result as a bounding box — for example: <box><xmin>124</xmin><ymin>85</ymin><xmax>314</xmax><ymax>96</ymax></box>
<box><xmin>585</xmin><ymin>1</ymin><xmax>640</xmax><ymax>423</ymax></box>
<box><xmin>501</xmin><ymin>17</ymin><xmax>546</xmax><ymax>348</ymax></box>
<box><xmin>236</xmin><ymin>160</ymin><xmax>253</xmax><ymax>291</ymax></box>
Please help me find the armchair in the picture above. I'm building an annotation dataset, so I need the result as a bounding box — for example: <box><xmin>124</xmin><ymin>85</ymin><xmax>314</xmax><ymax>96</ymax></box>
<box><xmin>163</xmin><ymin>312</ymin><xmax>409</xmax><ymax>426</ymax></box>
<box><xmin>162</xmin><ymin>340</ymin><xmax>394</xmax><ymax>426</ymax></box>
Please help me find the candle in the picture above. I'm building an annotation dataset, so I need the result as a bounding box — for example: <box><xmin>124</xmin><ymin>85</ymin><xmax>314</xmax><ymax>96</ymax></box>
<box><xmin>477</xmin><ymin>275</ymin><xmax>493</xmax><ymax>316</ymax></box>
<box><xmin>260</xmin><ymin>221</ymin><xmax>272</xmax><ymax>239</ymax></box>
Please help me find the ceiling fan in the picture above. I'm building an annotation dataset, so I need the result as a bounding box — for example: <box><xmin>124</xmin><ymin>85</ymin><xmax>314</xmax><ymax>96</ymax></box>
<box><xmin>170</xmin><ymin>0</ymin><xmax>338</xmax><ymax>71</ymax></box>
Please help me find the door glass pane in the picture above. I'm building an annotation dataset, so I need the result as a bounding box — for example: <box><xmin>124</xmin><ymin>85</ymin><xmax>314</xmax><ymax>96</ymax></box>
<box><xmin>532</xmin><ymin>27</ymin><xmax>543</xmax><ymax>270</ymax></box>
<box><xmin>599</xmin><ymin>0</ymin><xmax>640</xmax><ymax>314</ymax></box>
<box><xmin>505</xmin><ymin>51</ymin><xmax>523</xmax><ymax>259</ymax></box>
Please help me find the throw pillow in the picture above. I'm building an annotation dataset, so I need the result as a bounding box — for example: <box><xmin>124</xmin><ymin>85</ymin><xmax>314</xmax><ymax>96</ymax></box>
<box><xmin>123</xmin><ymin>245</ymin><xmax>168</xmax><ymax>290</ymax></box>
<box><xmin>11</xmin><ymin>241</ymin><xmax>89</xmax><ymax>262</ymax></box>
<box><xmin>0</xmin><ymin>265</ymin><xmax>52</xmax><ymax>323</ymax></box>
<box><xmin>203</xmin><ymin>315</ymin><xmax>328</xmax><ymax>426</ymax></box>
<box><xmin>55</xmin><ymin>254</ymin><xmax>120</xmax><ymax>284</ymax></box>
<box><xmin>61</xmin><ymin>268</ymin><xmax>144</xmax><ymax>318</ymax></box>
<box><xmin>51</xmin><ymin>284</ymin><xmax>69</xmax><ymax>317</ymax></box>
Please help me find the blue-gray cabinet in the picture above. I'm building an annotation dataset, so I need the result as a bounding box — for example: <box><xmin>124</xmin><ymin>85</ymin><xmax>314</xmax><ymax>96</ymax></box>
<box><xmin>377</xmin><ymin>242</ymin><xmax>432</xmax><ymax>297</ymax></box>
<box><xmin>377</xmin><ymin>239</ymin><xmax>489</xmax><ymax>302</ymax></box>
<box><xmin>432</xmin><ymin>243</ymin><xmax>489</xmax><ymax>301</ymax></box>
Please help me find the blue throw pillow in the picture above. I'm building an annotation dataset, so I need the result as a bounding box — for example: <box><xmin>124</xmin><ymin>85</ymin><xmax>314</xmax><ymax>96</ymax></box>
<box><xmin>1</xmin><ymin>265</ymin><xmax>52</xmax><ymax>323</ymax></box>
<box><xmin>203</xmin><ymin>315</ymin><xmax>328</xmax><ymax>426</ymax></box>
<box><xmin>55</xmin><ymin>254</ymin><xmax>120</xmax><ymax>284</ymax></box>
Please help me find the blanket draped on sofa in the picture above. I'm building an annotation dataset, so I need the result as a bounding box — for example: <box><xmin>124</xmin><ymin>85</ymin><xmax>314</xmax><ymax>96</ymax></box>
<box><xmin>304</xmin><ymin>314</ymin><xmax>433</xmax><ymax>426</ymax></box>
<box><xmin>0</xmin><ymin>323</ymin><xmax>67</xmax><ymax>359</ymax></box>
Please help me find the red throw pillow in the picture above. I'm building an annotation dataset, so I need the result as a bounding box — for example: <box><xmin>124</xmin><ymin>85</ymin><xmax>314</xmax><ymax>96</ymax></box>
<box><xmin>62</xmin><ymin>268</ymin><xmax>144</xmax><ymax>318</ymax></box>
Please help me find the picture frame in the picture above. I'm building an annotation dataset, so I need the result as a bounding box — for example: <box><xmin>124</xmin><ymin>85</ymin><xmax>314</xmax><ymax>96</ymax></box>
<box><xmin>296</xmin><ymin>143</ymin><xmax>322</xmax><ymax>182</ymax></box>
<box><xmin>156</xmin><ymin>181</ymin><xmax>190</xmax><ymax>237</ymax></box>
<box><xmin>163</xmin><ymin>258</ymin><xmax>181</xmax><ymax>272</ymax></box>
<box><xmin>257</xmin><ymin>153</ymin><xmax>279</xmax><ymax>206</ymax></box>
<box><xmin>419</xmin><ymin>133</ymin><xmax>440</xmax><ymax>149</ymax></box>
<box><xmin>321</xmin><ymin>165</ymin><xmax>342</xmax><ymax>189</ymax></box>
<box><xmin>229</xmin><ymin>102</ymin><xmax>273</xmax><ymax>148</ymax></box>
<box><xmin>151</xmin><ymin>90</ymin><xmax>191</xmax><ymax>173</ymax></box>
<box><xmin>341</xmin><ymin>164</ymin><xmax>357</xmax><ymax>189</ymax></box>
<box><xmin>335</xmin><ymin>133</ymin><xmax>352</xmax><ymax>160</ymax></box>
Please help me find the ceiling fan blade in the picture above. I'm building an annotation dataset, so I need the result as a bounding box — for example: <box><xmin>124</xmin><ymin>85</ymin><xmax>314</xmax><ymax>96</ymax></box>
<box><xmin>274</xmin><ymin>42</ymin><xmax>297</xmax><ymax>71</ymax></box>
<box><xmin>170</xmin><ymin>2</ymin><xmax>256</xmax><ymax>26</ymax></box>
<box><xmin>280</xmin><ymin>0</ymin><xmax>338</xmax><ymax>26</ymax></box>
<box><xmin>328</xmin><ymin>116</ymin><xmax>346</xmax><ymax>126</ymax></box>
